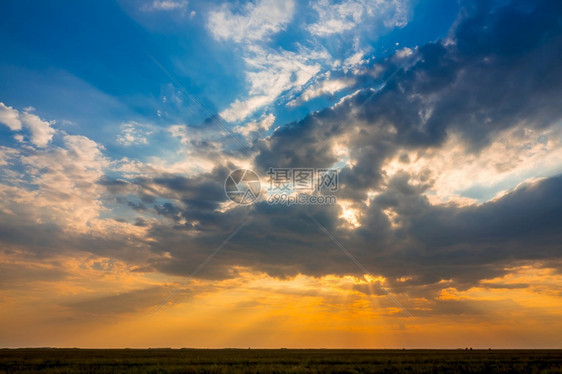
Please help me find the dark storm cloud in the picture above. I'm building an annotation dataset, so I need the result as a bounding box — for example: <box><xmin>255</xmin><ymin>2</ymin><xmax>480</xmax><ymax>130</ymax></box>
<box><xmin>142</xmin><ymin>197</ymin><xmax>350</xmax><ymax>279</ymax></box>
<box><xmin>354</xmin><ymin>175</ymin><xmax>562</xmax><ymax>291</ymax></box>
<box><xmin>134</xmin><ymin>173</ymin><xmax>561</xmax><ymax>294</ymax></box>
<box><xmin>415</xmin><ymin>0</ymin><xmax>562</xmax><ymax>149</ymax></box>
<box><xmin>409</xmin><ymin>176</ymin><xmax>562</xmax><ymax>250</ymax></box>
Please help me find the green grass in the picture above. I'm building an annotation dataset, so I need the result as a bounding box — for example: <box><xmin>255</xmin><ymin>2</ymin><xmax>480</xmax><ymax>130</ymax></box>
<box><xmin>0</xmin><ymin>349</ymin><xmax>560</xmax><ymax>373</ymax></box>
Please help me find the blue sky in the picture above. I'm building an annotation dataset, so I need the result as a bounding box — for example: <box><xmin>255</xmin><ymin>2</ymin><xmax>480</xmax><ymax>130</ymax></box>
<box><xmin>0</xmin><ymin>0</ymin><xmax>459</xmax><ymax>163</ymax></box>
<box><xmin>1</xmin><ymin>0</ymin><xmax>562</xmax><ymax>348</ymax></box>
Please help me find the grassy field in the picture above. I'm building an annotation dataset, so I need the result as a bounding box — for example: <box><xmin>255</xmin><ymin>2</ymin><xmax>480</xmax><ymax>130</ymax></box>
<box><xmin>0</xmin><ymin>348</ymin><xmax>560</xmax><ymax>373</ymax></box>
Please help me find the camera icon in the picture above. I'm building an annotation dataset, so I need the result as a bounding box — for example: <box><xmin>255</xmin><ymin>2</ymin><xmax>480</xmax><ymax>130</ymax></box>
<box><xmin>224</xmin><ymin>169</ymin><xmax>261</xmax><ymax>204</ymax></box>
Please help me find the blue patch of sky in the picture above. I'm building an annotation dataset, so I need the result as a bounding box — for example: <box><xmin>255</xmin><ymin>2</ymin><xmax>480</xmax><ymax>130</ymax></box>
<box><xmin>0</xmin><ymin>0</ymin><xmax>461</xmax><ymax>163</ymax></box>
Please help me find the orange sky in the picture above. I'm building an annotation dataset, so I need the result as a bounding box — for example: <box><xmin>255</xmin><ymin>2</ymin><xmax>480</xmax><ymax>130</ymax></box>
<box><xmin>1</xmin><ymin>251</ymin><xmax>561</xmax><ymax>348</ymax></box>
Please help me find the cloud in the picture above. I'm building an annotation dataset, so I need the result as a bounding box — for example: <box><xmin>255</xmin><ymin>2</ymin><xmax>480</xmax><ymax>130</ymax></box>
<box><xmin>307</xmin><ymin>0</ymin><xmax>410</xmax><ymax>36</ymax></box>
<box><xmin>164</xmin><ymin>121</ymin><xmax>253</xmax><ymax>175</ymax></box>
<box><xmin>65</xmin><ymin>286</ymin><xmax>187</xmax><ymax>315</ymax></box>
<box><xmin>19</xmin><ymin>111</ymin><xmax>56</xmax><ymax>147</ymax></box>
<box><xmin>391</xmin><ymin>46</ymin><xmax>414</xmax><ymax>62</ymax></box>
<box><xmin>0</xmin><ymin>103</ymin><xmax>55</xmax><ymax>147</ymax></box>
<box><xmin>0</xmin><ymin>146</ymin><xmax>18</xmax><ymax>167</ymax></box>
<box><xmin>0</xmin><ymin>134</ymin><xmax>110</xmax><ymax>234</ymax></box>
<box><xmin>234</xmin><ymin>113</ymin><xmax>275</xmax><ymax>138</ymax></box>
<box><xmin>116</xmin><ymin>122</ymin><xmax>152</xmax><ymax>146</ymax></box>
<box><xmin>208</xmin><ymin>0</ymin><xmax>295</xmax><ymax>43</ymax></box>
<box><xmin>0</xmin><ymin>102</ymin><xmax>22</xmax><ymax>131</ymax></box>
<box><xmin>0</xmin><ymin>260</ymin><xmax>68</xmax><ymax>289</ymax></box>
<box><xmin>382</xmin><ymin>124</ymin><xmax>562</xmax><ymax>205</ymax></box>
<box><xmin>288</xmin><ymin>77</ymin><xmax>356</xmax><ymax>106</ymax></box>
<box><xmin>208</xmin><ymin>0</ymin><xmax>562</xmax><ymax>289</ymax></box>
<box><xmin>142</xmin><ymin>0</ymin><xmax>188</xmax><ymax>12</ymax></box>
<box><xmin>219</xmin><ymin>46</ymin><xmax>329</xmax><ymax>122</ymax></box>
<box><xmin>307</xmin><ymin>0</ymin><xmax>364</xmax><ymax>36</ymax></box>
<box><xmin>220</xmin><ymin>95</ymin><xmax>272</xmax><ymax>123</ymax></box>
<box><xmin>207</xmin><ymin>0</ymin><xmax>410</xmax><ymax>124</ymax></box>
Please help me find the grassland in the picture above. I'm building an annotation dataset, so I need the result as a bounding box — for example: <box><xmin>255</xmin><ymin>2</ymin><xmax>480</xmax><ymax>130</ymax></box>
<box><xmin>0</xmin><ymin>348</ymin><xmax>560</xmax><ymax>373</ymax></box>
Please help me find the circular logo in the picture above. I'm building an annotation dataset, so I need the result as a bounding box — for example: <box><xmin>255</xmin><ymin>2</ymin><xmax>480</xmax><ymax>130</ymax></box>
<box><xmin>224</xmin><ymin>169</ymin><xmax>261</xmax><ymax>204</ymax></box>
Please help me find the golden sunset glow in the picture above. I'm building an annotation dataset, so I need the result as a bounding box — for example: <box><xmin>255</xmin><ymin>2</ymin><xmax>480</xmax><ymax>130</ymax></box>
<box><xmin>1</xmin><ymin>249</ymin><xmax>561</xmax><ymax>348</ymax></box>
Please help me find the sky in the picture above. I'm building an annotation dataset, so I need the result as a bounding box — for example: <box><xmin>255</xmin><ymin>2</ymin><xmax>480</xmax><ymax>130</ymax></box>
<box><xmin>0</xmin><ymin>0</ymin><xmax>562</xmax><ymax>349</ymax></box>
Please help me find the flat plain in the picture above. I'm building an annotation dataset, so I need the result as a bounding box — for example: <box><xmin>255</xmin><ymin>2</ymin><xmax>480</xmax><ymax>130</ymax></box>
<box><xmin>0</xmin><ymin>348</ymin><xmax>561</xmax><ymax>373</ymax></box>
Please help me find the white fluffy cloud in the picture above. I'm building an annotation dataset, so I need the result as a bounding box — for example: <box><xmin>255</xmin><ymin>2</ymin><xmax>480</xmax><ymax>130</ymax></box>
<box><xmin>0</xmin><ymin>102</ymin><xmax>22</xmax><ymax>131</ymax></box>
<box><xmin>220</xmin><ymin>46</ymin><xmax>329</xmax><ymax>122</ymax></box>
<box><xmin>0</xmin><ymin>102</ymin><xmax>142</xmax><ymax>235</ymax></box>
<box><xmin>19</xmin><ymin>111</ymin><xmax>56</xmax><ymax>147</ymax></box>
<box><xmin>208</xmin><ymin>0</ymin><xmax>323</xmax><ymax>123</ymax></box>
<box><xmin>234</xmin><ymin>113</ymin><xmax>275</xmax><ymax>137</ymax></box>
<box><xmin>308</xmin><ymin>0</ymin><xmax>410</xmax><ymax>36</ymax></box>
<box><xmin>0</xmin><ymin>102</ymin><xmax>55</xmax><ymax>147</ymax></box>
<box><xmin>208</xmin><ymin>0</ymin><xmax>295</xmax><ymax>43</ymax></box>
<box><xmin>0</xmin><ymin>134</ymin><xmax>110</xmax><ymax>234</ymax></box>
<box><xmin>381</xmin><ymin>124</ymin><xmax>562</xmax><ymax>206</ymax></box>
<box><xmin>308</xmin><ymin>0</ymin><xmax>364</xmax><ymax>36</ymax></box>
